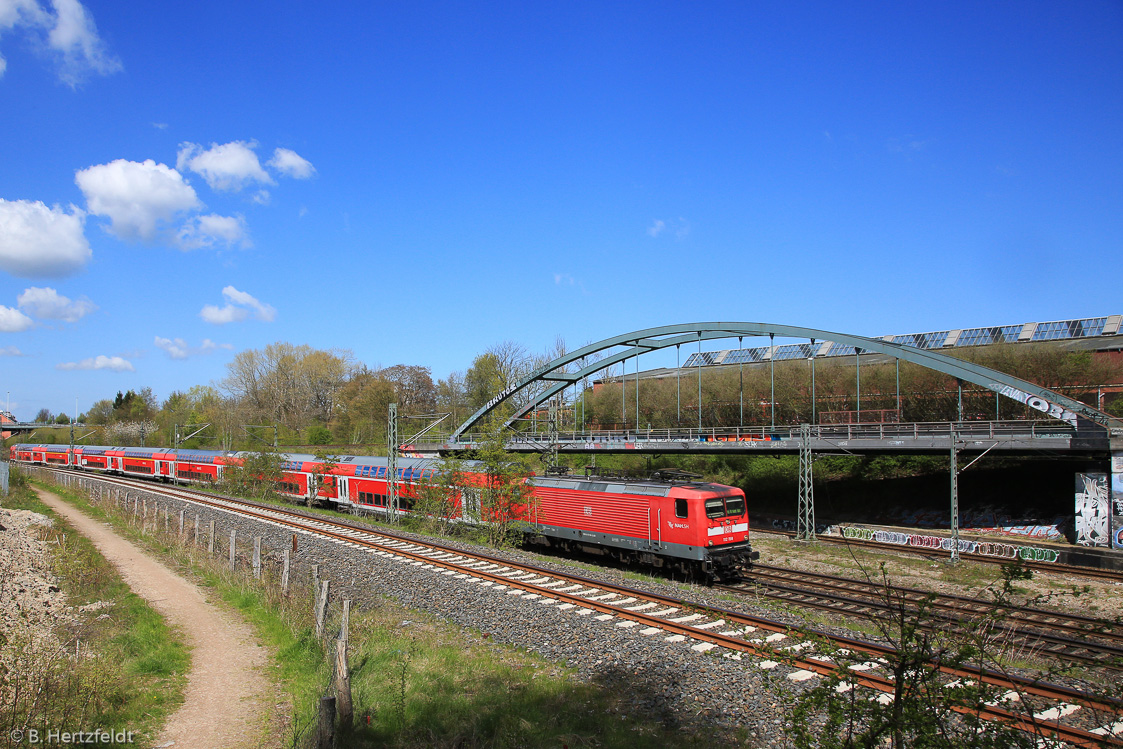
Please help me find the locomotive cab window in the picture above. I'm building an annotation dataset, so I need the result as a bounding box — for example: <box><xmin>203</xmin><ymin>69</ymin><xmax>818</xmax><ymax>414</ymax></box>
<box><xmin>705</xmin><ymin>495</ymin><xmax>746</xmax><ymax>519</ymax></box>
<box><xmin>726</xmin><ymin>495</ymin><xmax>745</xmax><ymax>516</ymax></box>
<box><xmin>675</xmin><ymin>498</ymin><xmax>689</xmax><ymax>518</ymax></box>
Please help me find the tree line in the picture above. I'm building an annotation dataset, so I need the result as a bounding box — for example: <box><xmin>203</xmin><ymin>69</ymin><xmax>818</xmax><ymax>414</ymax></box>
<box><xmin>16</xmin><ymin>339</ymin><xmax>573</xmax><ymax>450</ymax></box>
<box><xmin>10</xmin><ymin>340</ymin><xmax>1122</xmax><ymax>450</ymax></box>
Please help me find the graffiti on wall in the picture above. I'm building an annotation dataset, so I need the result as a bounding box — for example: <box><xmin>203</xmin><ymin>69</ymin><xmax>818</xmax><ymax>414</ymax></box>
<box><xmin>1075</xmin><ymin>472</ymin><xmax>1110</xmax><ymax>548</ymax></box>
<box><xmin>1112</xmin><ymin>455</ymin><xmax>1123</xmax><ymax>551</ymax></box>
<box><xmin>875</xmin><ymin>506</ymin><xmax>1064</xmax><ymax>540</ymax></box>
<box><xmin>829</xmin><ymin>525</ymin><xmax>1060</xmax><ymax>563</ymax></box>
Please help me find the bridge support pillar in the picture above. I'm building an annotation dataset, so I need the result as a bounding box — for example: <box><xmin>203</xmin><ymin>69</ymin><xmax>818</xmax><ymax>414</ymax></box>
<box><xmin>949</xmin><ymin>436</ymin><xmax>960</xmax><ymax>564</ymax></box>
<box><xmin>797</xmin><ymin>424</ymin><xmax>816</xmax><ymax>541</ymax></box>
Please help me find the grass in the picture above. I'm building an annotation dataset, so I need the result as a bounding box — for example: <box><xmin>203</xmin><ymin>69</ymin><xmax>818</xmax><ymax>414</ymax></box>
<box><xmin>0</xmin><ymin>475</ymin><xmax>188</xmax><ymax>746</ymax></box>
<box><xmin>29</xmin><ymin>470</ymin><xmax>754</xmax><ymax>748</ymax></box>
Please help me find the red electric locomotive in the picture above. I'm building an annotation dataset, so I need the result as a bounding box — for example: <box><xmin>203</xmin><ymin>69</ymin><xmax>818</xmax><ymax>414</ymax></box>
<box><xmin>525</xmin><ymin>469</ymin><xmax>756</xmax><ymax>581</ymax></box>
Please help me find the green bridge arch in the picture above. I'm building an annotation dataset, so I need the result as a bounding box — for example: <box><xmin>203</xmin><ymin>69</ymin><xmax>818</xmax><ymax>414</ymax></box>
<box><xmin>450</xmin><ymin>322</ymin><xmax>1120</xmax><ymax>441</ymax></box>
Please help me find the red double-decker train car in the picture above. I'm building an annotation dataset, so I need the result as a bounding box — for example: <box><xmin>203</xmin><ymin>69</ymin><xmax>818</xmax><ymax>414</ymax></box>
<box><xmin>10</xmin><ymin>443</ymin><xmax>758</xmax><ymax>581</ymax></box>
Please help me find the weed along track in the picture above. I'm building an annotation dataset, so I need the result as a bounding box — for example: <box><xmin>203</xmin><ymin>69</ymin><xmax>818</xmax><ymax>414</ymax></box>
<box><xmin>759</xmin><ymin>526</ymin><xmax>1123</xmax><ymax>583</ymax></box>
<box><xmin>39</xmin><ymin>468</ymin><xmax>1123</xmax><ymax>746</ymax></box>
<box><xmin>723</xmin><ymin>566</ymin><xmax>1123</xmax><ymax>669</ymax></box>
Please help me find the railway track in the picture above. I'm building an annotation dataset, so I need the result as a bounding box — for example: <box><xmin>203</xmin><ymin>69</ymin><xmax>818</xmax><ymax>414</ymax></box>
<box><xmin>759</xmin><ymin>526</ymin><xmax>1123</xmax><ymax>583</ymax></box>
<box><xmin>42</xmin><ymin>469</ymin><xmax>1123</xmax><ymax>746</ymax></box>
<box><xmin>720</xmin><ymin>565</ymin><xmax>1123</xmax><ymax>669</ymax></box>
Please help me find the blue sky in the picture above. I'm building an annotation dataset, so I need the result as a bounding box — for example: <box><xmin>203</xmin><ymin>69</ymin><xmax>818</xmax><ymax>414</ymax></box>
<box><xmin>1</xmin><ymin>1</ymin><xmax>1121</xmax><ymax>420</ymax></box>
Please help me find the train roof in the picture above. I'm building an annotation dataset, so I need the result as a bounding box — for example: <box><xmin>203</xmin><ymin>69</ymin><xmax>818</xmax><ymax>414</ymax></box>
<box><xmin>531</xmin><ymin>475</ymin><xmax>738</xmax><ymax>497</ymax></box>
<box><xmin>12</xmin><ymin>444</ymin><xmax>482</xmax><ymax>472</ymax></box>
<box><xmin>244</xmin><ymin>452</ymin><xmax>459</xmax><ymax>470</ymax></box>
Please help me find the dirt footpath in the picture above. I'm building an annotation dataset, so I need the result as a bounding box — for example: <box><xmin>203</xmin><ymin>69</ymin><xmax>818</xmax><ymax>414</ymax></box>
<box><xmin>34</xmin><ymin>488</ymin><xmax>274</xmax><ymax>749</ymax></box>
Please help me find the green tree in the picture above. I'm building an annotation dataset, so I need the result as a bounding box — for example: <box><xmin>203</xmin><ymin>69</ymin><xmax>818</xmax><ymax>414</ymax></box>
<box><xmin>474</xmin><ymin>426</ymin><xmax>533</xmax><ymax>547</ymax></box>
<box><xmin>331</xmin><ymin>367</ymin><xmax>394</xmax><ymax>445</ymax></box>
<box><xmin>309</xmin><ymin>449</ymin><xmax>341</xmax><ymax>508</ymax></box>
<box><xmin>221</xmin><ymin>449</ymin><xmax>284</xmax><ymax>501</ymax></box>
<box><xmin>411</xmin><ymin>455</ymin><xmax>470</xmax><ymax>535</ymax></box>
<box><xmin>84</xmin><ymin>399</ymin><xmax>114</xmax><ymax>425</ymax></box>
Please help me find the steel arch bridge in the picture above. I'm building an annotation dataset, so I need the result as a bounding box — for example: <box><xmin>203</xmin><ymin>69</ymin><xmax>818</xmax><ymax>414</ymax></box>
<box><xmin>450</xmin><ymin>322</ymin><xmax>1120</xmax><ymax>442</ymax></box>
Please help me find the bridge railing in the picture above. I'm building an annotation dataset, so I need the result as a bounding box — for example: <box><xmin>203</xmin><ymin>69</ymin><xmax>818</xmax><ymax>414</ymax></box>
<box><xmin>410</xmin><ymin>419</ymin><xmax>1080</xmax><ymax>448</ymax></box>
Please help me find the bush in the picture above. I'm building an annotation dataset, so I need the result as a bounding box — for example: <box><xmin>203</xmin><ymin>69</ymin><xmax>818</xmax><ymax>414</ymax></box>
<box><xmin>306</xmin><ymin>426</ymin><xmax>333</xmax><ymax>445</ymax></box>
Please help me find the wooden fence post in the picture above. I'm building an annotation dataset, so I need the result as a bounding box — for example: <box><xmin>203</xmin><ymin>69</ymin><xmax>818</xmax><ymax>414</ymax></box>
<box><xmin>281</xmin><ymin>549</ymin><xmax>290</xmax><ymax>596</ymax></box>
<box><xmin>179</xmin><ymin>509</ymin><xmax>185</xmax><ymax>539</ymax></box>
<box><xmin>208</xmin><ymin>520</ymin><xmax>216</xmax><ymax>554</ymax></box>
<box><xmin>315</xmin><ymin>580</ymin><xmax>329</xmax><ymax>639</ymax></box>
<box><xmin>317</xmin><ymin>695</ymin><xmax>335</xmax><ymax>749</ymax></box>
<box><xmin>253</xmin><ymin>537</ymin><xmax>261</xmax><ymax>579</ymax></box>
<box><xmin>335</xmin><ymin>638</ymin><xmax>353</xmax><ymax>730</ymax></box>
<box><xmin>341</xmin><ymin>599</ymin><xmax>350</xmax><ymax>644</ymax></box>
<box><xmin>229</xmin><ymin>529</ymin><xmax>237</xmax><ymax>572</ymax></box>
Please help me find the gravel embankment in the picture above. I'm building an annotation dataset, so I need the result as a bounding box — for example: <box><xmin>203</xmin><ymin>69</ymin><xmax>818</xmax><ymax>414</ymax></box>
<box><xmin>0</xmin><ymin>507</ymin><xmax>72</xmax><ymax>676</ymax></box>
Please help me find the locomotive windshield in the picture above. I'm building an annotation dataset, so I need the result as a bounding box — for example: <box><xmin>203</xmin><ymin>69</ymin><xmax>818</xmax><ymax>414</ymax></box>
<box><xmin>705</xmin><ymin>494</ymin><xmax>745</xmax><ymax>519</ymax></box>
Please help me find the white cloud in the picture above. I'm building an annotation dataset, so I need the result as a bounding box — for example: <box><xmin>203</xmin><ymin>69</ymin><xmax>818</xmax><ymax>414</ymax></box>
<box><xmin>268</xmin><ymin>148</ymin><xmax>315</xmax><ymax>179</ymax></box>
<box><xmin>553</xmin><ymin>273</ymin><xmax>575</xmax><ymax>286</ymax></box>
<box><xmin>154</xmin><ymin>336</ymin><xmax>187</xmax><ymax>359</ymax></box>
<box><xmin>155</xmin><ymin>335</ymin><xmax>232</xmax><ymax>359</ymax></box>
<box><xmin>200</xmin><ymin>285</ymin><xmax>275</xmax><ymax>324</ymax></box>
<box><xmin>177</xmin><ymin>140</ymin><xmax>273</xmax><ymax>192</ymax></box>
<box><xmin>176</xmin><ymin>213</ymin><xmax>249</xmax><ymax>250</ymax></box>
<box><xmin>0</xmin><ymin>345</ymin><xmax>24</xmax><ymax>356</ymax></box>
<box><xmin>56</xmin><ymin>354</ymin><xmax>134</xmax><ymax>371</ymax></box>
<box><xmin>75</xmin><ymin>158</ymin><xmax>199</xmax><ymax>242</ymax></box>
<box><xmin>647</xmin><ymin>217</ymin><xmax>690</xmax><ymax>239</ymax></box>
<box><xmin>0</xmin><ymin>0</ymin><xmax>119</xmax><ymax>85</ymax></box>
<box><xmin>199</xmin><ymin>303</ymin><xmax>246</xmax><ymax>325</ymax></box>
<box><xmin>48</xmin><ymin>0</ymin><xmax>121</xmax><ymax>85</ymax></box>
<box><xmin>0</xmin><ymin>304</ymin><xmax>34</xmax><ymax>332</ymax></box>
<box><xmin>0</xmin><ymin>199</ymin><xmax>91</xmax><ymax>277</ymax></box>
<box><xmin>17</xmin><ymin>285</ymin><xmax>95</xmax><ymax>321</ymax></box>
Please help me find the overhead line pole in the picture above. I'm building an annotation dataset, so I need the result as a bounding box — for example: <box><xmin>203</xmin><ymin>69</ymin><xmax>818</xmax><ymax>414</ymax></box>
<box><xmin>387</xmin><ymin>403</ymin><xmax>399</xmax><ymax>523</ymax></box>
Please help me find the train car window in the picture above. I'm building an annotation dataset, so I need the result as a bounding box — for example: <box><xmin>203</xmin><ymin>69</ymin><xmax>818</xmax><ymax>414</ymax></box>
<box><xmin>675</xmin><ymin>498</ymin><xmax>688</xmax><ymax>518</ymax></box>
<box><xmin>705</xmin><ymin>498</ymin><xmax>726</xmax><ymax>519</ymax></box>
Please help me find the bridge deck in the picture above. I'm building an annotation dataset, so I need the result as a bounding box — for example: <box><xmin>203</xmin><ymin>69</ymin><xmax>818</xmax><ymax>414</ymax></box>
<box><xmin>411</xmin><ymin>420</ymin><xmax>1115</xmax><ymax>456</ymax></box>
